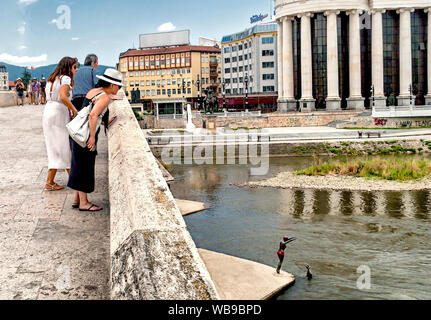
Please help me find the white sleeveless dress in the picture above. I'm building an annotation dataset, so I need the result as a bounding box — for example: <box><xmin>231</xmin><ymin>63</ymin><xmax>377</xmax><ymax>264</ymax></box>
<box><xmin>43</xmin><ymin>76</ymin><xmax>72</xmax><ymax>170</ymax></box>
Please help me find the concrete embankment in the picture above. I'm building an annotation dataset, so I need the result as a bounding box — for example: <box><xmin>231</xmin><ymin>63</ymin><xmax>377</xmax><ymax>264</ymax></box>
<box><xmin>107</xmin><ymin>94</ymin><xmax>219</xmax><ymax>300</ymax></box>
<box><xmin>0</xmin><ymin>92</ymin><xmax>15</xmax><ymax>108</ymax></box>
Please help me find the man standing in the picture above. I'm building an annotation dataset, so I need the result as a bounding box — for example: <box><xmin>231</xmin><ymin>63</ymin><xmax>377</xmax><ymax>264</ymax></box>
<box><xmin>30</xmin><ymin>78</ymin><xmax>40</xmax><ymax>105</ymax></box>
<box><xmin>39</xmin><ymin>77</ymin><xmax>47</xmax><ymax>105</ymax></box>
<box><xmin>72</xmin><ymin>54</ymin><xmax>99</xmax><ymax>111</ymax></box>
<box><xmin>15</xmin><ymin>78</ymin><xmax>25</xmax><ymax>106</ymax></box>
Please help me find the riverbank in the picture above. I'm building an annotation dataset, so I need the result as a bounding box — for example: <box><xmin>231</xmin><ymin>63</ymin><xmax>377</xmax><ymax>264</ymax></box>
<box><xmin>241</xmin><ymin>171</ymin><xmax>431</xmax><ymax>192</ymax></box>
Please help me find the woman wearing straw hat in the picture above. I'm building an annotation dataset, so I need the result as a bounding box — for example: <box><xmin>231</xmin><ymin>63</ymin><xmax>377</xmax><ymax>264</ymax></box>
<box><xmin>68</xmin><ymin>68</ymin><xmax>122</xmax><ymax>212</ymax></box>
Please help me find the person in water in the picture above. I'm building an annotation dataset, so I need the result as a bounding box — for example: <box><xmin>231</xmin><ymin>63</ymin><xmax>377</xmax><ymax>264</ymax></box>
<box><xmin>276</xmin><ymin>236</ymin><xmax>296</xmax><ymax>274</ymax></box>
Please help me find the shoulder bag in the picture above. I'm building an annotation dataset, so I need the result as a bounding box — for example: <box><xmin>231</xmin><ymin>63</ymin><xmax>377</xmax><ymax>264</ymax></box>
<box><xmin>66</xmin><ymin>92</ymin><xmax>107</xmax><ymax>148</ymax></box>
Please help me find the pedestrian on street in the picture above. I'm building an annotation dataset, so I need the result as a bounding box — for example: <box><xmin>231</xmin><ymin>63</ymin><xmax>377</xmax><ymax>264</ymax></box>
<box><xmin>42</xmin><ymin>57</ymin><xmax>79</xmax><ymax>191</ymax></box>
<box><xmin>15</xmin><ymin>78</ymin><xmax>25</xmax><ymax>106</ymax></box>
<box><xmin>30</xmin><ymin>78</ymin><xmax>40</xmax><ymax>105</ymax></box>
<box><xmin>68</xmin><ymin>68</ymin><xmax>122</xmax><ymax>211</ymax></box>
<box><xmin>72</xmin><ymin>54</ymin><xmax>99</xmax><ymax>112</ymax></box>
<box><xmin>40</xmin><ymin>77</ymin><xmax>47</xmax><ymax>104</ymax></box>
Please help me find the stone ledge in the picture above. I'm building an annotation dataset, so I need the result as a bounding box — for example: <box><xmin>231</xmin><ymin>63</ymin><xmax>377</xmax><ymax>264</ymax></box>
<box><xmin>107</xmin><ymin>93</ymin><xmax>219</xmax><ymax>300</ymax></box>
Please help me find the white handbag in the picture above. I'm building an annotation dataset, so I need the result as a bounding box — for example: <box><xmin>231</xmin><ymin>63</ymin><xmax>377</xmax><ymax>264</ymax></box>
<box><xmin>66</xmin><ymin>92</ymin><xmax>107</xmax><ymax>148</ymax></box>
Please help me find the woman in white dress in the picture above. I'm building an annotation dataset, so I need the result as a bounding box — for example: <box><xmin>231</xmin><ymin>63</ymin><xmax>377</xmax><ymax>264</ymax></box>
<box><xmin>43</xmin><ymin>57</ymin><xmax>79</xmax><ymax>191</ymax></box>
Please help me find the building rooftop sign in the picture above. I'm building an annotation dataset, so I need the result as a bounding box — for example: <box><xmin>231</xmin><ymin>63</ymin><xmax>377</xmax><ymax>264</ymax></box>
<box><xmin>250</xmin><ymin>14</ymin><xmax>268</xmax><ymax>24</ymax></box>
<box><xmin>139</xmin><ymin>30</ymin><xmax>190</xmax><ymax>49</ymax></box>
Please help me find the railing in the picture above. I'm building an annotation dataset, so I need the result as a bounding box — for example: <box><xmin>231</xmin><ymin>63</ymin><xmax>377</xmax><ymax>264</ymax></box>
<box><xmin>157</xmin><ymin>113</ymin><xmax>186</xmax><ymax>120</ymax></box>
<box><xmin>372</xmin><ymin>105</ymin><xmax>431</xmax><ymax>118</ymax></box>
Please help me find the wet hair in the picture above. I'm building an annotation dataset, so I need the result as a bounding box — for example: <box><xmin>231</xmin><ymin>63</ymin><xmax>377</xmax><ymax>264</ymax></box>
<box><xmin>84</xmin><ymin>54</ymin><xmax>98</xmax><ymax>66</ymax></box>
<box><xmin>47</xmin><ymin>57</ymin><xmax>78</xmax><ymax>87</ymax></box>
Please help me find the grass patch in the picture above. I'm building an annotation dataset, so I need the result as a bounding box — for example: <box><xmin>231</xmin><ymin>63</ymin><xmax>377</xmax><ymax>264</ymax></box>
<box><xmin>295</xmin><ymin>157</ymin><xmax>431</xmax><ymax>181</ymax></box>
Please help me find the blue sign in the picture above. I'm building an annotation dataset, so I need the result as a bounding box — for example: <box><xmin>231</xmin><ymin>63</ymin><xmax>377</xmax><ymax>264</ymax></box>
<box><xmin>250</xmin><ymin>14</ymin><xmax>268</xmax><ymax>24</ymax></box>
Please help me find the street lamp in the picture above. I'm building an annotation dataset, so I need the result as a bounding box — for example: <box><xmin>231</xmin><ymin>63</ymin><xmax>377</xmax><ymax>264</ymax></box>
<box><xmin>370</xmin><ymin>84</ymin><xmax>375</xmax><ymax>109</ymax></box>
<box><xmin>178</xmin><ymin>78</ymin><xmax>189</xmax><ymax>117</ymax></box>
<box><xmin>192</xmin><ymin>74</ymin><xmax>201</xmax><ymax>111</ymax></box>
<box><xmin>222</xmin><ymin>80</ymin><xmax>226</xmax><ymax>110</ymax></box>
<box><xmin>244</xmin><ymin>73</ymin><xmax>249</xmax><ymax>110</ymax></box>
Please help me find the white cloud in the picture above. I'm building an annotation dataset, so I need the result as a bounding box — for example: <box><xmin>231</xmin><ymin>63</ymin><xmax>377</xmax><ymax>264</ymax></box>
<box><xmin>71</xmin><ymin>37</ymin><xmax>80</xmax><ymax>41</ymax></box>
<box><xmin>157</xmin><ymin>22</ymin><xmax>176</xmax><ymax>32</ymax></box>
<box><xmin>18</xmin><ymin>0</ymin><xmax>38</xmax><ymax>5</ymax></box>
<box><xmin>49</xmin><ymin>19</ymin><xmax>58</xmax><ymax>24</ymax></box>
<box><xmin>0</xmin><ymin>53</ymin><xmax>48</xmax><ymax>65</ymax></box>
<box><xmin>18</xmin><ymin>45</ymin><xmax>27</xmax><ymax>50</ymax></box>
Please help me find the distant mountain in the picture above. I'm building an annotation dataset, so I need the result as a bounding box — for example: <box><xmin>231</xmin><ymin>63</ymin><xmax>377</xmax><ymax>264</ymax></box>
<box><xmin>1</xmin><ymin>62</ymin><xmax>113</xmax><ymax>82</ymax></box>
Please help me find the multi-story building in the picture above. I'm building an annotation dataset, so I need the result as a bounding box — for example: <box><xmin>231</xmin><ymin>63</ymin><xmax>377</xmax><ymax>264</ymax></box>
<box><xmin>275</xmin><ymin>0</ymin><xmax>431</xmax><ymax>112</ymax></box>
<box><xmin>221</xmin><ymin>21</ymin><xmax>279</xmax><ymax>111</ymax></box>
<box><xmin>0</xmin><ymin>65</ymin><xmax>8</xmax><ymax>91</ymax></box>
<box><xmin>119</xmin><ymin>45</ymin><xmax>221</xmax><ymax>116</ymax></box>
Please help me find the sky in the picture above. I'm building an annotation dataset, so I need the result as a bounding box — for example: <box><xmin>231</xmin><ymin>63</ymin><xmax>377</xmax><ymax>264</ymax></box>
<box><xmin>0</xmin><ymin>0</ymin><xmax>274</xmax><ymax>67</ymax></box>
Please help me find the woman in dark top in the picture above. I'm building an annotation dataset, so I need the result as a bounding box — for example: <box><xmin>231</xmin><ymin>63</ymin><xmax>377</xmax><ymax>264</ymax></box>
<box><xmin>68</xmin><ymin>69</ymin><xmax>122</xmax><ymax>212</ymax></box>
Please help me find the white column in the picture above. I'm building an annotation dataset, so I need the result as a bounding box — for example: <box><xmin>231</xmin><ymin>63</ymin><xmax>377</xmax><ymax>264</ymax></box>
<box><xmin>347</xmin><ymin>10</ymin><xmax>365</xmax><ymax>110</ymax></box>
<box><xmin>425</xmin><ymin>9</ymin><xmax>431</xmax><ymax>104</ymax></box>
<box><xmin>325</xmin><ymin>11</ymin><xmax>341</xmax><ymax>110</ymax></box>
<box><xmin>277</xmin><ymin>19</ymin><xmax>284</xmax><ymax>101</ymax></box>
<box><xmin>282</xmin><ymin>17</ymin><xmax>296</xmax><ymax>110</ymax></box>
<box><xmin>371</xmin><ymin>10</ymin><xmax>386</xmax><ymax>106</ymax></box>
<box><xmin>398</xmin><ymin>8</ymin><xmax>414</xmax><ymax>106</ymax></box>
<box><xmin>299</xmin><ymin>13</ymin><xmax>315</xmax><ymax>111</ymax></box>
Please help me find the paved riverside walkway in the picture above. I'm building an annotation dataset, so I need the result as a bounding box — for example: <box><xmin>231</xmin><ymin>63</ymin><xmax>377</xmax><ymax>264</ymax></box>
<box><xmin>0</xmin><ymin>104</ymin><xmax>109</xmax><ymax>300</ymax></box>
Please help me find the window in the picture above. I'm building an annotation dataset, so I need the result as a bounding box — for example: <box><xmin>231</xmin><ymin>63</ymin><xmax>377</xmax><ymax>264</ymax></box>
<box><xmin>186</xmin><ymin>57</ymin><xmax>190</xmax><ymax>64</ymax></box>
<box><xmin>151</xmin><ymin>80</ymin><xmax>155</xmax><ymax>86</ymax></box>
<box><xmin>262</xmin><ymin>62</ymin><xmax>275</xmax><ymax>68</ymax></box>
<box><xmin>263</xmin><ymin>86</ymin><xmax>275</xmax><ymax>92</ymax></box>
<box><xmin>172</xmin><ymin>69</ymin><xmax>175</xmax><ymax>75</ymax></box>
<box><xmin>232</xmin><ymin>46</ymin><xmax>238</xmax><ymax>52</ymax></box>
<box><xmin>239</xmin><ymin>66</ymin><xmax>243</xmax><ymax>72</ymax></box>
<box><xmin>232</xmin><ymin>67</ymin><xmax>238</xmax><ymax>73</ymax></box>
<box><xmin>172</xmin><ymin>79</ymin><xmax>176</xmax><ymax>85</ymax></box>
<box><xmin>244</xmin><ymin>55</ymin><xmax>248</xmax><ymax>60</ymax></box>
<box><xmin>224</xmin><ymin>47</ymin><xmax>230</xmax><ymax>53</ymax></box>
<box><xmin>146</xmin><ymin>80</ymin><xmax>150</xmax><ymax>86</ymax></box>
<box><xmin>225</xmin><ymin>58</ymin><xmax>230</xmax><ymax>63</ymax></box>
<box><xmin>233</xmin><ymin>78</ymin><xmax>238</xmax><ymax>83</ymax></box>
<box><xmin>156</xmin><ymin>60</ymin><xmax>160</xmax><ymax>67</ymax></box>
<box><xmin>263</xmin><ymin>74</ymin><xmax>275</xmax><ymax>80</ymax></box>
<box><xmin>187</xmin><ymin>68</ymin><xmax>190</xmax><ymax>74</ymax></box>
<box><xmin>141</xmin><ymin>81</ymin><xmax>145</xmax><ymax>86</ymax></box>
<box><xmin>244</xmin><ymin>65</ymin><xmax>248</xmax><ymax>71</ymax></box>
<box><xmin>232</xmin><ymin>57</ymin><xmax>237</xmax><ymax>62</ymax></box>
<box><xmin>262</xmin><ymin>37</ymin><xmax>274</xmax><ymax>44</ymax></box>
<box><xmin>225</xmin><ymin>78</ymin><xmax>231</xmax><ymax>84</ymax></box>
<box><xmin>167</xmin><ymin>89</ymin><xmax>171</xmax><ymax>96</ymax></box>
<box><xmin>130</xmin><ymin>81</ymin><xmax>134</xmax><ymax>86</ymax></box>
<box><xmin>172</xmin><ymin>89</ymin><xmax>176</xmax><ymax>95</ymax></box>
<box><xmin>157</xmin><ymin>80</ymin><xmax>161</xmax><ymax>86</ymax></box>
<box><xmin>239</xmin><ymin>56</ymin><xmax>243</xmax><ymax>61</ymax></box>
<box><xmin>225</xmin><ymin>68</ymin><xmax>231</xmax><ymax>73</ymax></box>
<box><xmin>244</xmin><ymin>43</ymin><xmax>248</xmax><ymax>49</ymax></box>
<box><xmin>187</xmin><ymin>88</ymin><xmax>191</xmax><ymax>94</ymax></box>
<box><xmin>151</xmin><ymin>89</ymin><xmax>155</xmax><ymax>96</ymax></box>
<box><xmin>239</xmin><ymin>44</ymin><xmax>243</xmax><ymax>50</ymax></box>
<box><xmin>166</xmin><ymin>58</ymin><xmax>170</xmax><ymax>65</ymax></box>
<box><xmin>146</xmin><ymin>90</ymin><xmax>150</xmax><ymax>96</ymax></box>
<box><xmin>151</xmin><ymin>60</ymin><xmax>155</xmax><ymax>66</ymax></box>
<box><xmin>140</xmin><ymin>60</ymin><xmax>144</xmax><ymax>67</ymax></box>
<box><xmin>157</xmin><ymin>89</ymin><xmax>161</xmax><ymax>95</ymax></box>
<box><xmin>167</xmin><ymin>79</ymin><xmax>171</xmax><ymax>85</ymax></box>
<box><xmin>162</xmin><ymin>89</ymin><xmax>166</xmax><ymax>95</ymax></box>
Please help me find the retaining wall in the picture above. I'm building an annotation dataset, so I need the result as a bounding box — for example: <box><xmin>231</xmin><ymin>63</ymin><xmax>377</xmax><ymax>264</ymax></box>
<box><xmin>139</xmin><ymin>110</ymin><xmax>362</xmax><ymax>129</ymax></box>
<box><xmin>108</xmin><ymin>93</ymin><xmax>219</xmax><ymax>300</ymax></box>
<box><xmin>0</xmin><ymin>92</ymin><xmax>16</xmax><ymax>108</ymax></box>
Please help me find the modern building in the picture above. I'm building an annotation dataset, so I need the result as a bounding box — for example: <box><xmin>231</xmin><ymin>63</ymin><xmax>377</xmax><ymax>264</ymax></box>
<box><xmin>119</xmin><ymin>44</ymin><xmax>221</xmax><ymax>116</ymax></box>
<box><xmin>221</xmin><ymin>21</ymin><xmax>279</xmax><ymax>111</ymax></box>
<box><xmin>275</xmin><ymin>0</ymin><xmax>431</xmax><ymax>112</ymax></box>
<box><xmin>0</xmin><ymin>65</ymin><xmax>8</xmax><ymax>91</ymax></box>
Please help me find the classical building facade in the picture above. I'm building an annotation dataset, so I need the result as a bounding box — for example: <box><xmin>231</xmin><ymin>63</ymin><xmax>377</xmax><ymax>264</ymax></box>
<box><xmin>275</xmin><ymin>0</ymin><xmax>430</xmax><ymax>112</ymax></box>
<box><xmin>221</xmin><ymin>22</ymin><xmax>279</xmax><ymax>110</ymax></box>
<box><xmin>119</xmin><ymin>45</ymin><xmax>221</xmax><ymax>115</ymax></box>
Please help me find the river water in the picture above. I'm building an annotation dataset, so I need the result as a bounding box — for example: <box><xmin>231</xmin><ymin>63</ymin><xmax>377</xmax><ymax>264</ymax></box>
<box><xmin>169</xmin><ymin>156</ymin><xmax>431</xmax><ymax>300</ymax></box>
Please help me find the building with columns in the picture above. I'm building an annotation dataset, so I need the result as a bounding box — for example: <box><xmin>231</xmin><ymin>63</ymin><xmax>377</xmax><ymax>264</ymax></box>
<box><xmin>275</xmin><ymin>0</ymin><xmax>430</xmax><ymax>112</ymax></box>
<box><xmin>0</xmin><ymin>65</ymin><xmax>9</xmax><ymax>91</ymax></box>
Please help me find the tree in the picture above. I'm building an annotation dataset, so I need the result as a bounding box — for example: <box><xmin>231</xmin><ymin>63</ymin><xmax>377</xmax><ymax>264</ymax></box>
<box><xmin>21</xmin><ymin>68</ymin><xmax>32</xmax><ymax>89</ymax></box>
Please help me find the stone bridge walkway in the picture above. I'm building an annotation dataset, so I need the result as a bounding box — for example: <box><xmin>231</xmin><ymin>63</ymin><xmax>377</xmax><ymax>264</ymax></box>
<box><xmin>0</xmin><ymin>105</ymin><xmax>109</xmax><ymax>299</ymax></box>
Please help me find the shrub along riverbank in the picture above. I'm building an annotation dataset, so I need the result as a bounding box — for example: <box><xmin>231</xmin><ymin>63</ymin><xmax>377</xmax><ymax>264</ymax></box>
<box><xmin>296</xmin><ymin>157</ymin><xmax>431</xmax><ymax>182</ymax></box>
